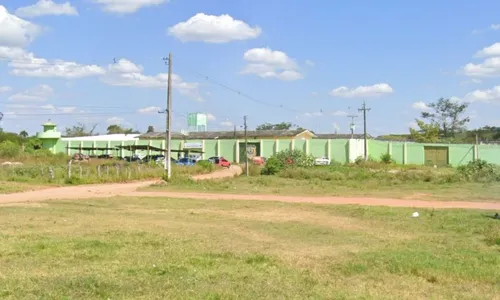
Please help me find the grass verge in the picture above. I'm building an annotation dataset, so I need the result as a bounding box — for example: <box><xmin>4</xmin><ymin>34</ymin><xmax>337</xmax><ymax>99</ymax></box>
<box><xmin>0</xmin><ymin>197</ymin><xmax>498</xmax><ymax>299</ymax></box>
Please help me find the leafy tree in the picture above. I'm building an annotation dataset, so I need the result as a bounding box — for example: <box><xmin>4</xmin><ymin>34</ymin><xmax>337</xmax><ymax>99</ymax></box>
<box><xmin>256</xmin><ymin>122</ymin><xmax>299</xmax><ymax>131</ymax></box>
<box><xmin>64</xmin><ymin>123</ymin><xmax>97</xmax><ymax>137</ymax></box>
<box><xmin>420</xmin><ymin>98</ymin><xmax>470</xmax><ymax>138</ymax></box>
<box><xmin>147</xmin><ymin>125</ymin><xmax>155</xmax><ymax>133</ymax></box>
<box><xmin>19</xmin><ymin>130</ymin><xmax>29</xmax><ymax>138</ymax></box>
<box><xmin>106</xmin><ymin>124</ymin><xmax>140</xmax><ymax>135</ymax></box>
<box><xmin>409</xmin><ymin>119</ymin><xmax>440</xmax><ymax>143</ymax></box>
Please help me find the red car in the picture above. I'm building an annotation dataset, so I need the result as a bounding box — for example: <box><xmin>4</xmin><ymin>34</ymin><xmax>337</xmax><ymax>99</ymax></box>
<box><xmin>213</xmin><ymin>157</ymin><xmax>231</xmax><ymax>168</ymax></box>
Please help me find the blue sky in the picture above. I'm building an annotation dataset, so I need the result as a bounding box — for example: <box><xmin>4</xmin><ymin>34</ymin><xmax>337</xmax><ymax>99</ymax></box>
<box><xmin>1</xmin><ymin>0</ymin><xmax>500</xmax><ymax>136</ymax></box>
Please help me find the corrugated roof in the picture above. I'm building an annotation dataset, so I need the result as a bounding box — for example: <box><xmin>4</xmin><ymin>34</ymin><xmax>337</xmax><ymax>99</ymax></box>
<box><xmin>314</xmin><ymin>133</ymin><xmax>371</xmax><ymax>139</ymax></box>
<box><xmin>138</xmin><ymin>130</ymin><xmax>314</xmax><ymax>140</ymax></box>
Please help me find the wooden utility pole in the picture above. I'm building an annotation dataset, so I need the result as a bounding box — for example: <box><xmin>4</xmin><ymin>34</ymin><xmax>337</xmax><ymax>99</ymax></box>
<box><xmin>244</xmin><ymin>116</ymin><xmax>248</xmax><ymax>176</ymax></box>
<box><xmin>162</xmin><ymin>53</ymin><xmax>173</xmax><ymax>179</ymax></box>
<box><xmin>358</xmin><ymin>101</ymin><xmax>371</xmax><ymax>161</ymax></box>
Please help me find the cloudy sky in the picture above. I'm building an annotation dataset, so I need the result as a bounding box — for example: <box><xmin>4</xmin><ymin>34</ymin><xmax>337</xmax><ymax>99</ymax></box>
<box><xmin>1</xmin><ymin>0</ymin><xmax>500</xmax><ymax>135</ymax></box>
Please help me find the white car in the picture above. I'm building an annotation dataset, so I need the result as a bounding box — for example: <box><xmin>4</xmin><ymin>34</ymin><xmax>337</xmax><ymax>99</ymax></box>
<box><xmin>314</xmin><ymin>157</ymin><xmax>331</xmax><ymax>166</ymax></box>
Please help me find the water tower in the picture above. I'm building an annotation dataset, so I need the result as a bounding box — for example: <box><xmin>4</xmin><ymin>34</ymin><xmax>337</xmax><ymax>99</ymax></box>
<box><xmin>187</xmin><ymin>113</ymin><xmax>208</xmax><ymax>132</ymax></box>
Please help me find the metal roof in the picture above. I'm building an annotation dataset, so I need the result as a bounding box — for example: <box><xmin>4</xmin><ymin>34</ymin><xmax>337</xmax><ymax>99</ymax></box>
<box><xmin>138</xmin><ymin>130</ymin><xmax>315</xmax><ymax>140</ymax></box>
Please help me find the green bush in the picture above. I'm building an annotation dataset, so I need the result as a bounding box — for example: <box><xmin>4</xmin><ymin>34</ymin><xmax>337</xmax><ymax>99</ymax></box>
<box><xmin>261</xmin><ymin>149</ymin><xmax>315</xmax><ymax>175</ymax></box>
<box><xmin>0</xmin><ymin>141</ymin><xmax>21</xmax><ymax>158</ymax></box>
<box><xmin>380</xmin><ymin>153</ymin><xmax>394</xmax><ymax>164</ymax></box>
<box><xmin>197</xmin><ymin>160</ymin><xmax>214</xmax><ymax>172</ymax></box>
<box><xmin>457</xmin><ymin>160</ymin><xmax>500</xmax><ymax>182</ymax></box>
<box><xmin>261</xmin><ymin>156</ymin><xmax>282</xmax><ymax>175</ymax></box>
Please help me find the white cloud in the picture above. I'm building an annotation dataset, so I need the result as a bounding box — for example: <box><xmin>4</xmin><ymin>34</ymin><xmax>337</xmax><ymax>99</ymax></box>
<box><xmin>332</xmin><ymin>110</ymin><xmax>348</xmax><ymax>116</ymax></box>
<box><xmin>220</xmin><ymin>121</ymin><xmax>233</xmax><ymax>127</ymax></box>
<box><xmin>206</xmin><ymin>113</ymin><xmax>216</xmax><ymax>121</ymax></box>
<box><xmin>103</xmin><ymin>58</ymin><xmax>203</xmax><ymax>101</ymax></box>
<box><xmin>4</xmin><ymin>103</ymin><xmax>76</xmax><ymax>118</ymax></box>
<box><xmin>1</xmin><ymin>46</ymin><xmax>106</xmax><ymax>78</ymax></box>
<box><xmin>411</xmin><ymin>101</ymin><xmax>430</xmax><ymax>111</ymax></box>
<box><xmin>463</xmin><ymin>86</ymin><xmax>500</xmax><ymax>103</ymax></box>
<box><xmin>0</xmin><ymin>5</ymin><xmax>42</xmax><ymax>47</ymax></box>
<box><xmin>329</xmin><ymin>83</ymin><xmax>394</xmax><ymax>98</ymax></box>
<box><xmin>462</xmin><ymin>57</ymin><xmax>500</xmax><ymax>77</ymax></box>
<box><xmin>305</xmin><ymin>60</ymin><xmax>315</xmax><ymax>67</ymax></box>
<box><xmin>168</xmin><ymin>13</ymin><xmax>261</xmax><ymax>43</ymax></box>
<box><xmin>241</xmin><ymin>47</ymin><xmax>303</xmax><ymax>81</ymax></box>
<box><xmin>8</xmin><ymin>84</ymin><xmax>53</xmax><ymax>101</ymax></box>
<box><xmin>304</xmin><ymin>111</ymin><xmax>323</xmax><ymax>117</ymax></box>
<box><xmin>138</xmin><ymin>106</ymin><xmax>161</xmax><ymax>114</ymax></box>
<box><xmin>491</xmin><ymin>24</ymin><xmax>500</xmax><ymax>30</ymax></box>
<box><xmin>474</xmin><ymin>42</ymin><xmax>500</xmax><ymax>57</ymax></box>
<box><xmin>107</xmin><ymin>116</ymin><xmax>124</xmax><ymax>124</ymax></box>
<box><xmin>0</xmin><ymin>86</ymin><xmax>11</xmax><ymax>93</ymax></box>
<box><xmin>15</xmin><ymin>0</ymin><xmax>78</xmax><ymax>18</ymax></box>
<box><xmin>92</xmin><ymin>0</ymin><xmax>166</xmax><ymax>14</ymax></box>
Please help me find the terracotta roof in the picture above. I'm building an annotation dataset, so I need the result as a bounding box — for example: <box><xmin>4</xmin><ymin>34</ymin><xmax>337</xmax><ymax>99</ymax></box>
<box><xmin>314</xmin><ymin>133</ymin><xmax>371</xmax><ymax>139</ymax></box>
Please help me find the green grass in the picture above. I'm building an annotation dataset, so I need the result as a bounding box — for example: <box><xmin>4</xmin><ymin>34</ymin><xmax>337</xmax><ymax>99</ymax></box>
<box><xmin>0</xmin><ymin>162</ymin><xmax>215</xmax><ymax>193</ymax></box>
<box><xmin>0</xmin><ymin>197</ymin><xmax>498</xmax><ymax>299</ymax></box>
<box><xmin>148</xmin><ymin>166</ymin><xmax>500</xmax><ymax>202</ymax></box>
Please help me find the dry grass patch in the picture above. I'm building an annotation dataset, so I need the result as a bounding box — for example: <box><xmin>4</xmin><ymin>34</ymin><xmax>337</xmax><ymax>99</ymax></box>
<box><xmin>0</xmin><ymin>197</ymin><xmax>498</xmax><ymax>299</ymax></box>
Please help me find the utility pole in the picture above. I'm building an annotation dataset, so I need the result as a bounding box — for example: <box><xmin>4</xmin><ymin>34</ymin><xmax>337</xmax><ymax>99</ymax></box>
<box><xmin>358</xmin><ymin>101</ymin><xmax>371</xmax><ymax>161</ymax></box>
<box><xmin>244</xmin><ymin>115</ymin><xmax>248</xmax><ymax>176</ymax></box>
<box><xmin>161</xmin><ymin>53</ymin><xmax>173</xmax><ymax>179</ymax></box>
<box><xmin>347</xmin><ymin>114</ymin><xmax>358</xmax><ymax>139</ymax></box>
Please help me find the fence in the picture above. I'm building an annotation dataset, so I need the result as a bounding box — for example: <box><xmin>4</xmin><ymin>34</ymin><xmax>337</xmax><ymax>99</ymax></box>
<box><xmin>0</xmin><ymin>162</ymin><xmax>165</xmax><ymax>184</ymax></box>
<box><xmin>49</xmin><ymin>138</ymin><xmax>500</xmax><ymax>167</ymax></box>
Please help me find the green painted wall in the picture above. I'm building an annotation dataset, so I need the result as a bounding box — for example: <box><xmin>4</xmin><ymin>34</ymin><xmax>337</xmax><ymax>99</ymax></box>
<box><xmin>47</xmin><ymin>137</ymin><xmax>500</xmax><ymax>166</ymax></box>
<box><xmin>368</xmin><ymin>140</ymin><xmax>388</xmax><ymax>161</ymax></box>
<box><xmin>406</xmin><ymin>143</ymin><xmax>424</xmax><ymax>165</ymax></box>
<box><xmin>448</xmin><ymin>144</ymin><xmax>474</xmax><ymax>166</ymax></box>
<box><xmin>391</xmin><ymin>143</ymin><xmax>404</xmax><ymax>164</ymax></box>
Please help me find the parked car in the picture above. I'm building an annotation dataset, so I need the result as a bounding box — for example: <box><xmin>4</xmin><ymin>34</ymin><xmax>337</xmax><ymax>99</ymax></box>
<box><xmin>252</xmin><ymin>156</ymin><xmax>267</xmax><ymax>165</ymax></box>
<box><xmin>207</xmin><ymin>156</ymin><xmax>221</xmax><ymax>163</ymax></box>
<box><xmin>209</xmin><ymin>156</ymin><xmax>231</xmax><ymax>168</ymax></box>
<box><xmin>314</xmin><ymin>157</ymin><xmax>331</xmax><ymax>165</ymax></box>
<box><xmin>176</xmin><ymin>157</ymin><xmax>197</xmax><ymax>166</ymax></box>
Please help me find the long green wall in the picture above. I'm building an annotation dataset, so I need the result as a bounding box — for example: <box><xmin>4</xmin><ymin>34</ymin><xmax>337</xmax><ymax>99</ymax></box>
<box><xmin>50</xmin><ymin>138</ymin><xmax>500</xmax><ymax>166</ymax></box>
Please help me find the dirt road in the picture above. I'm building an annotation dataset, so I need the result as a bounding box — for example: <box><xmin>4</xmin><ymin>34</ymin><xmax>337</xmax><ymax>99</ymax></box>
<box><xmin>0</xmin><ymin>180</ymin><xmax>499</xmax><ymax>210</ymax></box>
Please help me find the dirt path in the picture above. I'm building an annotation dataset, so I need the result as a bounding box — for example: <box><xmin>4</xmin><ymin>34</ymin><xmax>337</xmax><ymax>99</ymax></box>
<box><xmin>0</xmin><ymin>179</ymin><xmax>499</xmax><ymax>210</ymax></box>
<box><xmin>192</xmin><ymin>165</ymin><xmax>242</xmax><ymax>181</ymax></box>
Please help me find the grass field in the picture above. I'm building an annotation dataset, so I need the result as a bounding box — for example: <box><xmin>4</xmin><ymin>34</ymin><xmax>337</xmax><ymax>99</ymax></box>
<box><xmin>0</xmin><ymin>197</ymin><xmax>498</xmax><ymax>299</ymax></box>
<box><xmin>148</xmin><ymin>168</ymin><xmax>500</xmax><ymax>202</ymax></box>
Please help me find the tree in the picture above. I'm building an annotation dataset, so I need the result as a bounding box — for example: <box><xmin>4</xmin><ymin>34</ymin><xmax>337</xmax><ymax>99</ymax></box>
<box><xmin>64</xmin><ymin>123</ymin><xmax>97</xmax><ymax>137</ymax></box>
<box><xmin>256</xmin><ymin>122</ymin><xmax>296</xmax><ymax>131</ymax></box>
<box><xmin>106</xmin><ymin>124</ymin><xmax>140</xmax><ymax>135</ymax></box>
<box><xmin>147</xmin><ymin>125</ymin><xmax>155</xmax><ymax>133</ymax></box>
<box><xmin>19</xmin><ymin>130</ymin><xmax>29</xmax><ymax>138</ymax></box>
<box><xmin>420</xmin><ymin>98</ymin><xmax>470</xmax><ymax>138</ymax></box>
<box><xmin>409</xmin><ymin>119</ymin><xmax>440</xmax><ymax>143</ymax></box>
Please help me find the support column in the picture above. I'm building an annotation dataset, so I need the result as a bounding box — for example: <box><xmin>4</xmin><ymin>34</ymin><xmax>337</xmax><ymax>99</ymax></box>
<box><xmin>134</xmin><ymin>139</ymin><xmax>138</xmax><ymax>155</ymax></box>
<box><xmin>202</xmin><ymin>140</ymin><xmax>206</xmax><ymax>159</ymax></box>
<box><xmin>148</xmin><ymin>140</ymin><xmax>152</xmax><ymax>156</ymax></box>
<box><xmin>216</xmin><ymin>140</ymin><xmax>220</xmax><ymax>156</ymax></box>
<box><xmin>260</xmin><ymin>139</ymin><xmax>264</xmax><ymax>157</ymax></box>
<box><xmin>291</xmin><ymin>139</ymin><xmax>295</xmax><ymax>151</ymax></box>
<box><xmin>388</xmin><ymin>142</ymin><xmax>393</xmax><ymax>156</ymax></box>
<box><xmin>67</xmin><ymin>141</ymin><xmax>71</xmax><ymax>155</ymax></box>
<box><xmin>93</xmin><ymin>141</ymin><xmax>96</xmax><ymax>156</ymax></box>
<box><xmin>473</xmin><ymin>145</ymin><xmax>479</xmax><ymax>161</ymax></box>
<box><xmin>107</xmin><ymin>141</ymin><xmax>111</xmax><ymax>155</ymax></box>
<box><xmin>403</xmin><ymin>142</ymin><xmax>407</xmax><ymax>165</ymax></box>
<box><xmin>275</xmin><ymin>139</ymin><xmax>279</xmax><ymax>155</ymax></box>
<box><xmin>235</xmin><ymin>140</ymin><xmax>240</xmax><ymax>163</ymax></box>
<box><xmin>305</xmin><ymin>139</ymin><xmax>309</xmax><ymax>154</ymax></box>
<box><xmin>120</xmin><ymin>141</ymin><xmax>123</xmax><ymax>157</ymax></box>
<box><xmin>327</xmin><ymin>139</ymin><xmax>331</xmax><ymax>159</ymax></box>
